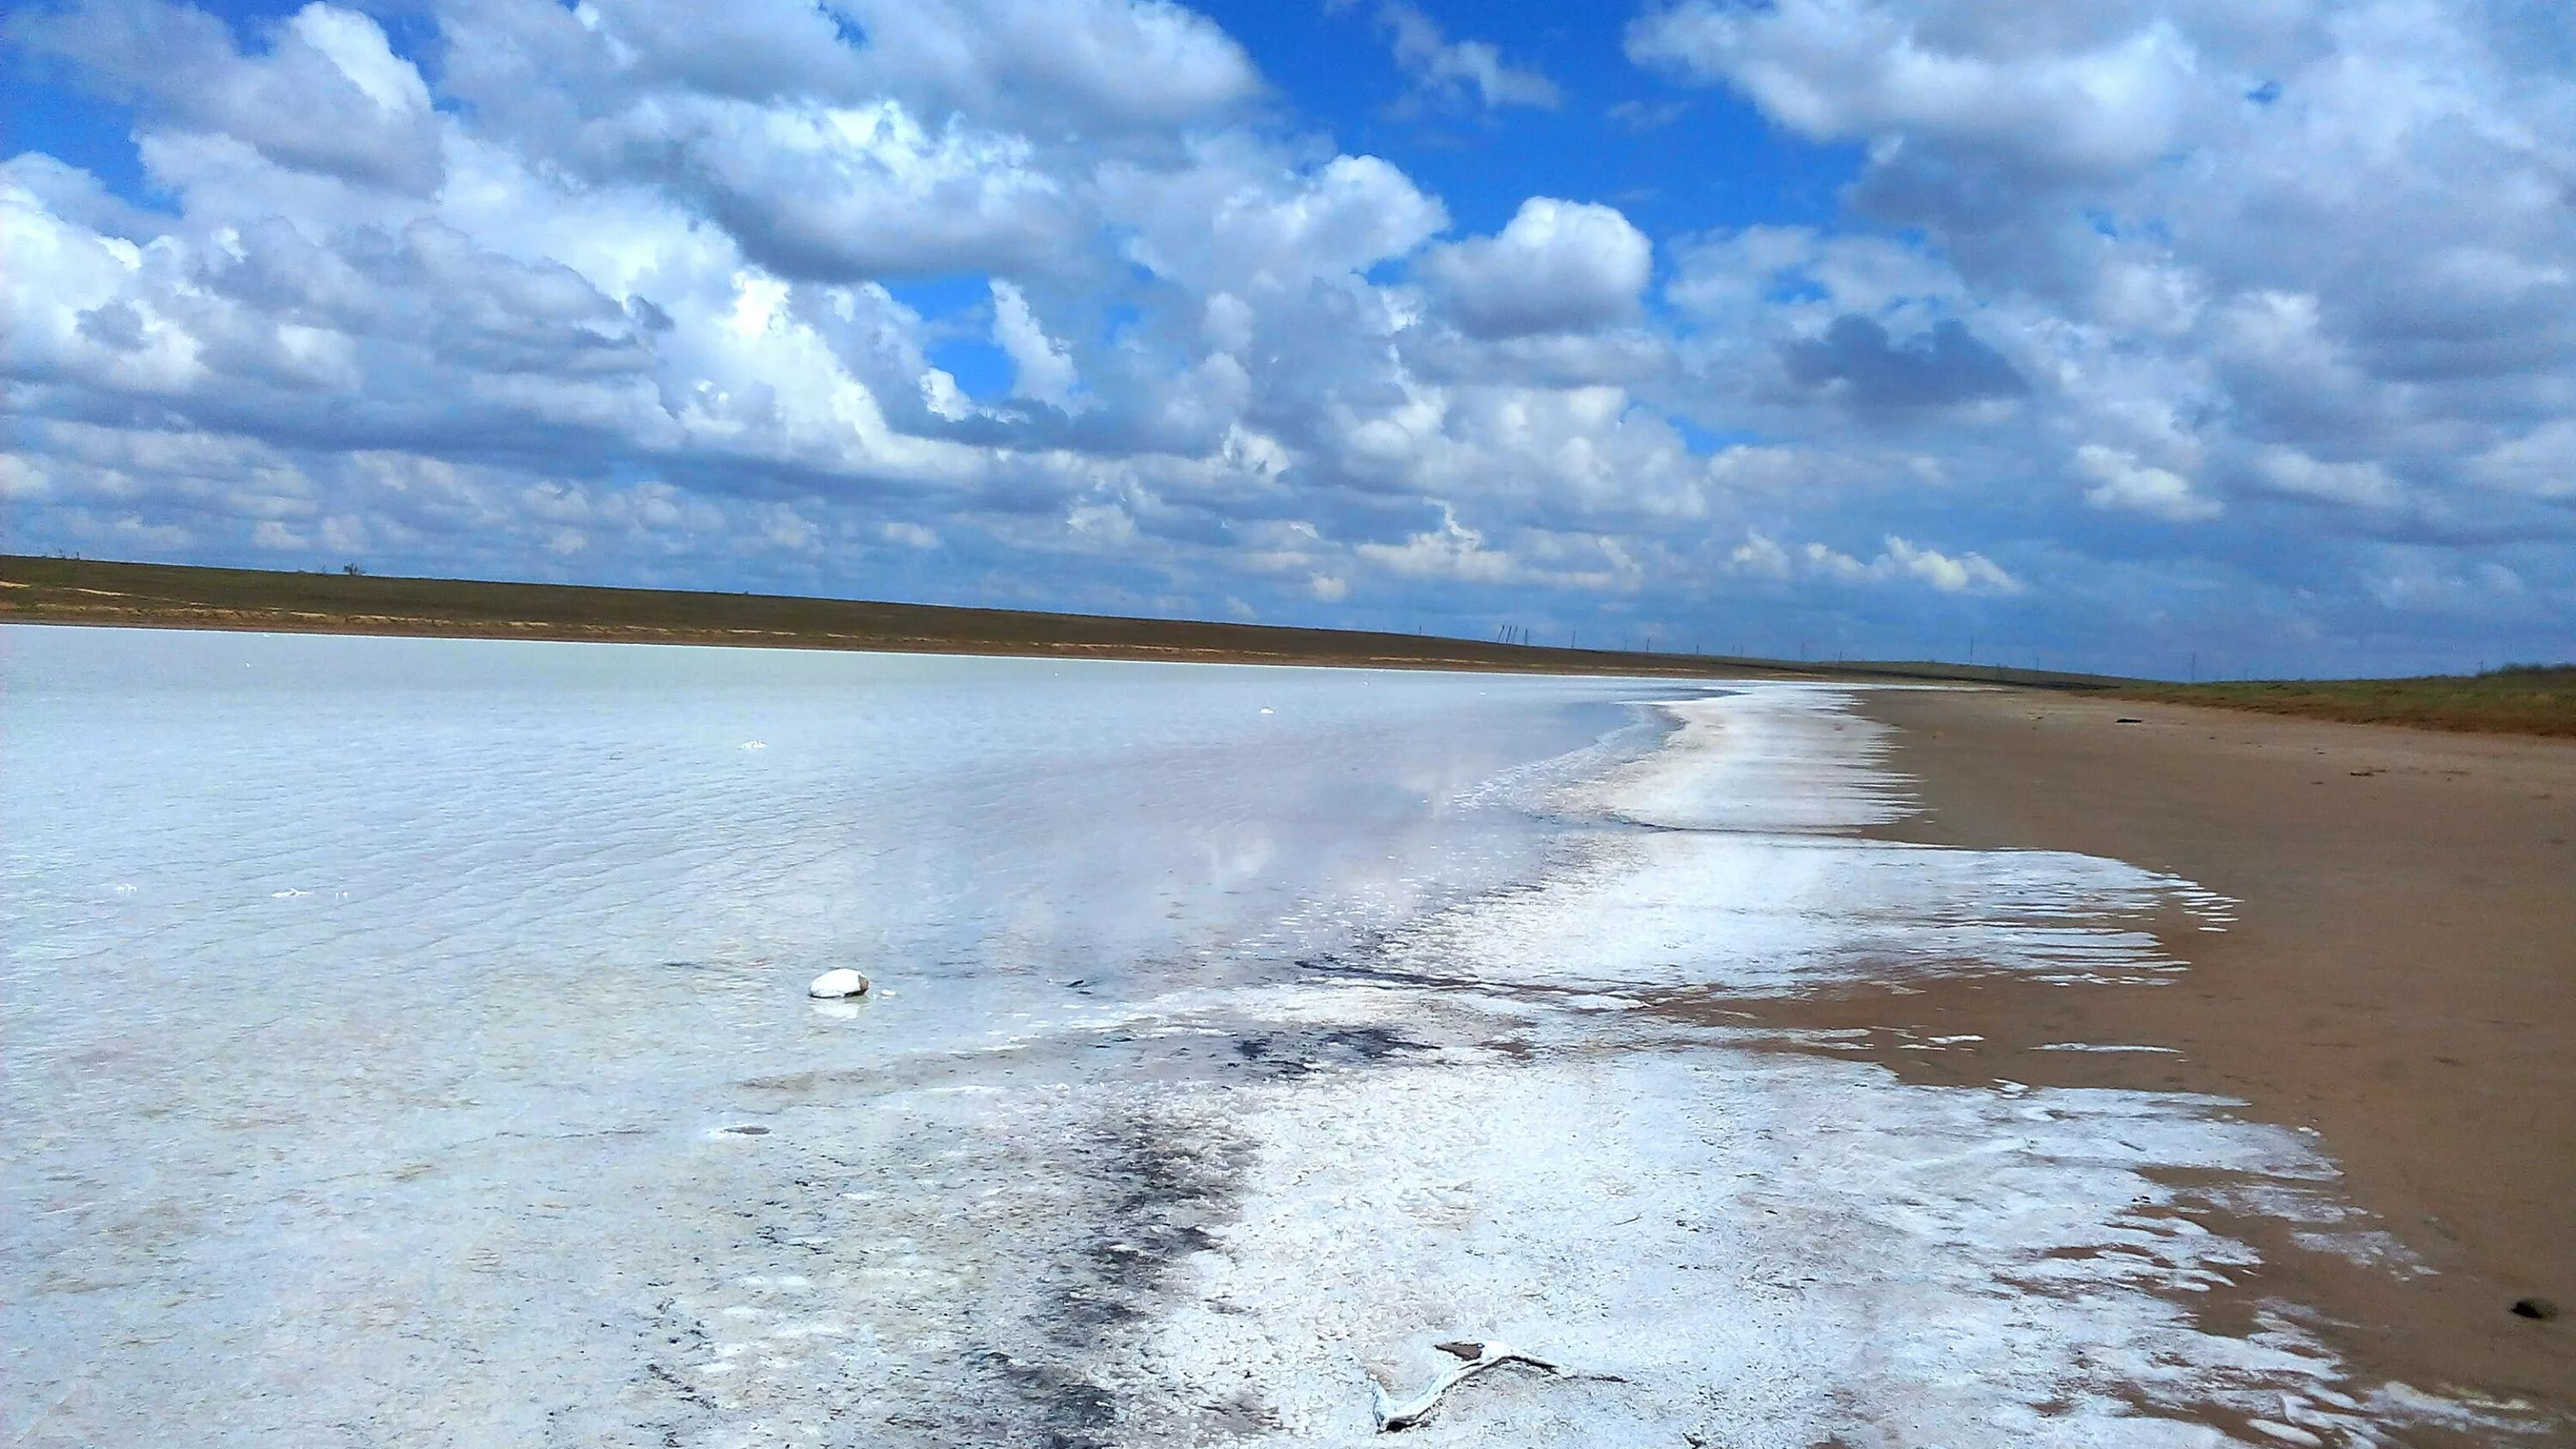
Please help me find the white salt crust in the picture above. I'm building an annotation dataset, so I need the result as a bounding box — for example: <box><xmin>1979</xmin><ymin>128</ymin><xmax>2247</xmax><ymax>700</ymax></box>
<box><xmin>1588</xmin><ymin>683</ymin><xmax>1921</xmax><ymax>834</ymax></box>
<box><xmin>1153</xmin><ymin>1053</ymin><xmax>2354</xmax><ymax>1446</ymax></box>
<box><xmin>1133</xmin><ymin>685</ymin><xmax>2546</xmax><ymax>1446</ymax></box>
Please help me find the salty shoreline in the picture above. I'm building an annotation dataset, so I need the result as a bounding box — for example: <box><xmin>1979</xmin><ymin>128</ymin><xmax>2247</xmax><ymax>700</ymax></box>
<box><xmin>1144</xmin><ymin>683</ymin><xmax>2562</xmax><ymax>1444</ymax></box>
<box><xmin>1850</xmin><ymin>685</ymin><xmax>2576</xmax><ymax>1420</ymax></box>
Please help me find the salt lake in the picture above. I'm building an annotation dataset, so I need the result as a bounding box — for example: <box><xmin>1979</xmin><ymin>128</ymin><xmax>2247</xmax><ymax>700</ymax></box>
<box><xmin>0</xmin><ymin>627</ymin><xmax>2534</xmax><ymax>1446</ymax></box>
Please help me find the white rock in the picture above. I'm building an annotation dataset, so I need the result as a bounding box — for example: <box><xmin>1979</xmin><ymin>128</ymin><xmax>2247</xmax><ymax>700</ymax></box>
<box><xmin>807</xmin><ymin>968</ymin><xmax>871</xmax><ymax>999</ymax></box>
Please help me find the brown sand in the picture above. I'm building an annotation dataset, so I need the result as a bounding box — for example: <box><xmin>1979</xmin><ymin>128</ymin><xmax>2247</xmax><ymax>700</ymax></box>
<box><xmin>1776</xmin><ymin>686</ymin><xmax>2576</xmax><ymax>1428</ymax></box>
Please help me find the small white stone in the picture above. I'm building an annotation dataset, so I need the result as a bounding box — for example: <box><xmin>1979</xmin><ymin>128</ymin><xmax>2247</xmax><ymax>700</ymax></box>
<box><xmin>807</xmin><ymin>967</ymin><xmax>870</xmax><ymax>999</ymax></box>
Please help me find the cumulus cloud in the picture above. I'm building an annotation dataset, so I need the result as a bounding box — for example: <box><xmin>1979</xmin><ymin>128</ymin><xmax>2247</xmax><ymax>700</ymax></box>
<box><xmin>1424</xmin><ymin>198</ymin><xmax>1653</xmax><ymax>339</ymax></box>
<box><xmin>1105</xmin><ymin>149</ymin><xmax>1447</xmax><ymax>294</ymax></box>
<box><xmin>661</xmin><ymin>102</ymin><xmax>1078</xmax><ymax>282</ymax></box>
<box><xmin>3</xmin><ymin>0</ymin><xmax>2571</xmax><ymax>670</ymax></box>
<box><xmin>16</xmin><ymin>0</ymin><xmax>443</xmax><ymax>194</ymax></box>
<box><xmin>1632</xmin><ymin>0</ymin><xmax>2575</xmax><ymax>644</ymax></box>
<box><xmin>1629</xmin><ymin>1</ymin><xmax>2205</xmax><ymax>179</ymax></box>
<box><xmin>988</xmin><ymin>280</ymin><xmax>1079</xmax><ymax>409</ymax></box>
<box><xmin>844</xmin><ymin>0</ymin><xmax>1263</xmax><ymax>127</ymax></box>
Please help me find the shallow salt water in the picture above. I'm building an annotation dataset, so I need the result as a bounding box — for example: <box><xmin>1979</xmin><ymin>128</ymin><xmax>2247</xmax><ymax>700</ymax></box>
<box><xmin>1</xmin><ymin>629</ymin><xmax>2547</xmax><ymax>1446</ymax></box>
<box><xmin>2</xmin><ymin>627</ymin><xmax>1668</xmax><ymax>1444</ymax></box>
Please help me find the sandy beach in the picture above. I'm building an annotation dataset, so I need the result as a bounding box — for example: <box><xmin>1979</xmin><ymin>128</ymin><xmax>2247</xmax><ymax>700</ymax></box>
<box><xmin>1837</xmin><ymin>687</ymin><xmax>2576</xmax><ymax>1422</ymax></box>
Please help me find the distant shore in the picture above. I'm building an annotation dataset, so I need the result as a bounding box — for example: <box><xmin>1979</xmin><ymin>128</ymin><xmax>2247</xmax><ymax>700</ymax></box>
<box><xmin>10</xmin><ymin>555</ymin><xmax>2568</xmax><ymax>736</ymax></box>
<box><xmin>0</xmin><ymin>555</ymin><xmax>2105</xmax><ymax>688</ymax></box>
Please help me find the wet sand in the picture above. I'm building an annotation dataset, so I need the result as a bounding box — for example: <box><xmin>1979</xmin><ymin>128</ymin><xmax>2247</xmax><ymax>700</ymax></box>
<box><xmin>1817</xmin><ymin>687</ymin><xmax>2576</xmax><ymax>1423</ymax></box>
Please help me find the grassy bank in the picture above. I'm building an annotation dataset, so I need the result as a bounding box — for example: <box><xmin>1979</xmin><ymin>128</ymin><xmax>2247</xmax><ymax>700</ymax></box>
<box><xmin>2118</xmin><ymin>665</ymin><xmax>2576</xmax><ymax>737</ymax></box>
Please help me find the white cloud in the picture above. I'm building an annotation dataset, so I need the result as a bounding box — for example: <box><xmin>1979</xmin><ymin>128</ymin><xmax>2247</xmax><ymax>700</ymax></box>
<box><xmin>635</xmin><ymin>99</ymin><xmax>1077</xmax><ymax>281</ymax></box>
<box><xmin>840</xmin><ymin>0</ymin><xmax>1262</xmax><ymax>128</ymax></box>
<box><xmin>20</xmin><ymin>0</ymin><xmax>443</xmax><ymax>194</ymax></box>
<box><xmin>1356</xmin><ymin>507</ymin><xmax>1518</xmax><ymax>584</ymax></box>
<box><xmin>1730</xmin><ymin>530</ymin><xmax>1792</xmax><ymax>579</ymax></box>
<box><xmin>1880</xmin><ymin>535</ymin><xmax>2021</xmax><ymax>593</ymax></box>
<box><xmin>2253</xmin><ymin>446</ymin><xmax>2407</xmax><ymax>510</ymax></box>
<box><xmin>1629</xmin><ymin>0</ymin><xmax>2206</xmax><ymax>179</ymax></box>
<box><xmin>4</xmin><ymin>0</ymin><xmax>2572</xmax><ymax>669</ymax></box>
<box><xmin>1424</xmin><ymin>198</ymin><xmax>1653</xmax><ymax>339</ymax></box>
<box><xmin>1106</xmin><ymin>149</ymin><xmax>1447</xmax><ymax>294</ymax></box>
<box><xmin>1768</xmin><ymin>534</ymin><xmax>2021</xmax><ymax>593</ymax></box>
<box><xmin>2465</xmin><ymin>421</ymin><xmax>2576</xmax><ymax>502</ymax></box>
<box><xmin>2075</xmin><ymin>444</ymin><xmax>2221</xmax><ymax>521</ymax></box>
<box><xmin>989</xmin><ymin>280</ymin><xmax>1079</xmax><ymax>409</ymax></box>
<box><xmin>1378</xmin><ymin>3</ymin><xmax>1560</xmax><ymax>111</ymax></box>
<box><xmin>2366</xmin><ymin>551</ymin><xmax>2531</xmax><ymax>614</ymax></box>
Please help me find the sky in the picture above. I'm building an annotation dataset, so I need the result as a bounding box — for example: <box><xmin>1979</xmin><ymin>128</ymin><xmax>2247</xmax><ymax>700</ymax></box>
<box><xmin>3</xmin><ymin>0</ymin><xmax>2572</xmax><ymax>676</ymax></box>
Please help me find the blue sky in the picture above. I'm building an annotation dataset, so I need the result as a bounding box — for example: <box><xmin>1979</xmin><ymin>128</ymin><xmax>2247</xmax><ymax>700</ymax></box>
<box><xmin>5</xmin><ymin>0</ymin><xmax>2572</xmax><ymax>676</ymax></box>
